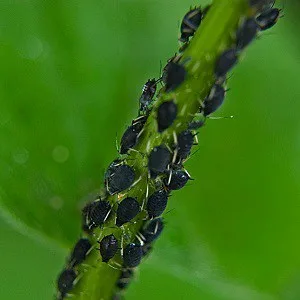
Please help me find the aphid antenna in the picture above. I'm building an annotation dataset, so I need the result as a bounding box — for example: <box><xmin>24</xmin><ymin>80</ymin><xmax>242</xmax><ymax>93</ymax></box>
<box><xmin>207</xmin><ymin>115</ymin><xmax>234</xmax><ymax>120</ymax></box>
<box><xmin>130</xmin><ymin>175</ymin><xmax>142</xmax><ymax>190</ymax></box>
<box><xmin>183</xmin><ymin>147</ymin><xmax>201</xmax><ymax>163</ymax></box>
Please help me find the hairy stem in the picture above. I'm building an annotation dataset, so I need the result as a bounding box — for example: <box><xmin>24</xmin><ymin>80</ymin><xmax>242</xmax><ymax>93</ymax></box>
<box><xmin>68</xmin><ymin>0</ymin><xmax>253</xmax><ymax>299</ymax></box>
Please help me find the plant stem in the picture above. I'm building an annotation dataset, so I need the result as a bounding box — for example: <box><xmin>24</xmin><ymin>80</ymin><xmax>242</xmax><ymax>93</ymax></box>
<box><xmin>69</xmin><ymin>1</ymin><xmax>252</xmax><ymax>299</ymax></box>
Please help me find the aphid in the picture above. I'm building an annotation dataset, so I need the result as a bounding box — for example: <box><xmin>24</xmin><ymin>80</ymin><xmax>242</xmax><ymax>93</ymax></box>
<box><xmin>139</xmin><ymin>79</ymin><xmax>157</xmax><ymax>114</ymax></box>
<box><xmin>123</xmin><ymin>243</ymin><xmax>143</xmax><ymax>268</ymax></box>
<box><xmin>140</xmin><ymin>218</ymin><xmax>164</xmax><ymax>244</ymax></box>
<box><xmin>176</xmin><ymin>130</ymin><xmax>195</xmax><ymax>160</ymax></box>
<box><xmin>165</xmin><ymin>169</ymin><xmax>191</xmax><ymax>191</ymax></box>
<box><xmin>69</xmin><ymin>238</ymin><xmax>91</xmax><ymax>267</ymax></box>
<box><xmin>179</xmin><ymin>7</ymin><xmax>203</xmax><ymax>43</ymax></box>
<box><xmin>163</xmin><ymin>62</ymin><xmax>186</xmax><ymax>93</ymax></box>
<box><xmin>120</xmin><ymin>117</ymin><xmax>147</xmax><ymax>154</ymax></box>
<box><xmin>188</xmin><ymin>119</ymin><xmax>205</xmax><ymax>130</ymax></box>
<box><xmin>215</xmin><ymin>48</ymin><xmax>238</xmax><ymax>78</ymax></box>
<box><xmin>202</xmin><ymin>83</ymin><xmax>226</xmax><ymax>116</ymax></box>
<box><xmin>116</xmin><ymin>197</ymin><xmax>140</xmax><ymax>227</ymax></box>
<box><xmin>157</xmin><ymin>100</ymin><xmax>177</xmax><ymax>132</ymax></box>
<box><xmin>57</xmin><ymin>269</ymin><xmax>77</xmax><ymax>298</ymax></box>
<box><xmin>98</xmin><ymin>234</ymin><xmax>119</xmax><ymax>263</ymax></box>
<box><xmin>106</xmin><ymin>164</ymin><xmax>135</xmax><ymax>195</ymax></box>
<box><xmin>146</xmin><ymin>190</ymin><xmax>168</xmax><ymax>218</ymax></box>
<box><xmin>116</xmin><ymin>269</ymin><xmax>134</xmax><ymax>290</ymax></box>
<box><xmin>236</xmin><ymin>18</ymin><xmax>259</xmax><ymax>50</ymax></box>
<box><xmin>148</xmin><ymin>145</ymin><xmax>171</xmax><ymax>178</ymax></box>
<box><xmin>89</xmin><ymin>200</ymin><xmax>111</xmax><ymax>228</ymax></box>
<box><xmin>256</xmin><ymin>8</ymin><xmax>280</xmax><ymax>31</ymax></box>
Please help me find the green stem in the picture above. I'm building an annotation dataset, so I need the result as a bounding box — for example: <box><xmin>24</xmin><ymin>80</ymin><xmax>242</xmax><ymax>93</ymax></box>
<box><xmin>68</xmin><ymin>0</ymin><xmax>252</xmax><ymax>299</ymax></box>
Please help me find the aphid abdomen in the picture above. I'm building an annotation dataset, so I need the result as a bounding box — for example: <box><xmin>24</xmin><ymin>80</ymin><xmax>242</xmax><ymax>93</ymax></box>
<box><xmin>157</xmin><ymin>100</ymin><xmax>177</xmax><ymax>132</ymax></box>
<box><xmin>215</xmin><ymin>48</ymin><xmax>238</xmax><ymax>78</ymax></box>
<box><xmin>148</xmin><ymin>145</ymin><xmax>171</xmax><ymax>178</ymax></box>
<box><xmin>99</xmin><ymin>234</ymin><xmax>119</xmax><ymax>263</ymax></box>
<box><xmin>69</xmin><ymin>238</ymin><xmax>91</xmax><ymax>267</ymax></box>
<box><xmin>116</xmin><ymin>197</ymin><xmax>140</xmax><ymax>227</ymax></box>
<box><xmin>123</xmin><ymin>243</ymin><xmax>143</xmax><ymax>268</ymax></box>
<box><xmin>57</xmin><ymin>269</ymin><xmax>77</xmax><ymax>299</ymax></box>
<box><xmin>106</xmin><ymin>164</ymin><xmax>135</xmax><ymax>195</ymax></box>
<box><xmin>146</xmin><ymin>190</ymin><xmax>168</xmax><ymax>218</ymax></box>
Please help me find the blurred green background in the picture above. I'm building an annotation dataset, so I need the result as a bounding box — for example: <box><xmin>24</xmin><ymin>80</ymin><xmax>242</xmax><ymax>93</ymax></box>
<box><xmin>1</xmin><ymin>0</ymin><xmax>300</xmax><ymax>299</ymax></box>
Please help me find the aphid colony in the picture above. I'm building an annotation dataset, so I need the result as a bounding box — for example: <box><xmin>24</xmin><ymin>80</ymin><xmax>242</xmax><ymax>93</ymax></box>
<box><xmin>56</xmin><ymin>1</ymin><xmax>280</xmax><ymax>299</ymax></box>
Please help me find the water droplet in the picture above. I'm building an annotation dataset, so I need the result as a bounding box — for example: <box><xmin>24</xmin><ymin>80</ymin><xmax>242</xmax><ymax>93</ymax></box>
<box><xmin>13</xmin><ymin>148</ymin><xmax>29</xmax><ymax>164</ymax></box>
<box><xmin>52</xmin><ymin>145</ymin><xmax>69</xmax><ymax>163</ymax></box>
<box><xmin>49</xmin><ymin>196</ymin><xmax>64</xmax><ymax>210</ymax></box>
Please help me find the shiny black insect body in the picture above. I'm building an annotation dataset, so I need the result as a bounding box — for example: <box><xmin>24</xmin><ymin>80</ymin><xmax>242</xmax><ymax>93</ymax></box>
<box><xmin>140</xmin><ymin>218</ymin><xmax>164</xmax><ymax>244</ymax></box>
<box><xmin>148</xmin><ymin>145</ymin><xmax>171</xmax><ymax>178</ymax></box>
<box><xmin>202</xmin><ymin>83</ymin><xmax>226</xmax><ymax>116</ymax></box>
<box><xmin>106</xmin><ymin>164</ymin><xmax>135</xmax><ymax>195</ymax></box>
<box><xmin>88</xmin><ymin>200</ymin><xmax>111</xmax><ymax>228</ymax></box>
<box><xmin>180</xmin><ymin>7</ymin><xmax>203</xmax><ymax>43</ymax></box>
<box><xmin>99</xmin><ymin>234</ymin><xmax>119</xmax><ymax>263</ymax></box>
<box><xmin>120</xmin><ymin>116</ymin><xmax>147</xmax><ymax>154</ymax></box>
<box><xmin>256</xmin><ymin>8</ymin><xmax>280</xmax><ymax>31</ymax></box>
<box><xmin>116</xmin><ymin>197</ymin><xmax>140</xmax><ymax>227</ymax></box>
<box><xmin>69</xmin><ymin>238</ymin><xmax>91</xmax><ymax>267</ymax></box>
<box><xmin>146</xmin><ymin>190</ymin><xmax>168</xmax><ymax>218</ymax></box>
<box><xmin>123</xmin><ymin>243</ymin><xmax>143</xmax><ymax>268</ymax></box>
<box><xmin>236</xmin><ymin>18</ymin><xmax>259</xmax><ymax>50</ymax></box>
<box><xmin>57</xmin><ymin>269</ymin><xmax>77</xmax><ymax>299</ymax></box>
<box><xmin>139</xmin><ymin>79</ymin><xmax>157</xmax><ymax>114</ymax></box>
<box><xmin>157</xmin><ymin>100</ymin><xmax>177</xmax><ymax>132</ymax></box>
<box><xmin>163</xmin><ymin>62</ymin><xmax>186</xmax><ymax>93</ymax></box>
<box><xmin>215</xmin><ymin>48</ymin><xmax>238</xmax><ymax>78</ymax></box>
<box><xmin>165</xmin><ymin>169</ymin><xmax>191</xmax><ymax>191</ymax></box>
<box><xmin>116</xmin><ymin>269</ymin><xmax>134</xmax><ymax>290</ymax></box>
<box><xmin>176</xmin><ymin>130</ymin><xmax>195</xmax><ymax>160</ymax></box>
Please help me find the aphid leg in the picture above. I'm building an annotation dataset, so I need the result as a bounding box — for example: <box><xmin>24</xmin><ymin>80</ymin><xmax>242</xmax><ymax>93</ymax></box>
<box><xmin>167</xmin><ymin>170</ymin><xmax>173</xmax><ymax>185</ymax></box>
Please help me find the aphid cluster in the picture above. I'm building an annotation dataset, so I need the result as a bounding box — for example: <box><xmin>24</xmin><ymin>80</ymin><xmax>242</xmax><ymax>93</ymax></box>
<box><xmin>56</xmin><ymin>2</ymin><xmax>280</xmax><ymax>299</ymax></box>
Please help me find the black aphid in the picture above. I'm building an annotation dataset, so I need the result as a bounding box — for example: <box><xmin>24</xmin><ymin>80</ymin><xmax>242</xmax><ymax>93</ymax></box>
<box><xmin>165</xmin><ymin>169</ymin><xmax>191</xmax><ymax>191</ymax></box>
<box><xmin>123</xmin><ymin>243</ymin><xmax>143</xmax><ymax>268</ymax></box>
<box><xmin>163</xmin><ymin>62</ymin><xmax>186</xmax><ymax>93</ymax></box>
<box><xmin>236</xmin><ymin>18</ymin><xmax>259</xmax><ymax>50</ymax></box>
<box><xmin>106</xmin><ymin>164</ymin><xmax>135</xmax><ymax>195</ymax></box>
<box><xmin>256</xmin><ymin>8</ymin><xmax>280</xmax><ymax>31</ymax></box>
<box><xmin>139</xmin><ymin>79</ymin><xmax>157</xmax><ymax>114</ymax></box>
<box><xmin>215</xmin><ymin>48</ymin><xmax>238</xmax><ymax>78</ymax></box>
<box><xmin>120</xmin><ymin>117</ymin><xmax>147</xmax><ymax>154</ymax></box>
<box><xmin>146</xmin><ymin>190</ymin><xmax>168</xmax><ymax>218</ymax></box>
<box><xmin>202</xmin><ymin>83</ymin><xmax>226</xmax><ymax>116</ymax></box>
<box><xmin>140</xmin><ymin>218</ymin><xmax>164</xmax><ymax>244</ymax></box>
<box><xmin>148</xmin><ymin>145</ymin><xmax>171</xmax><ymax>178</ymax></box>
<box><xmin>188</xmin><ymin>119</ymin><xmax>205</xmax><ymax>130</ymax></box>
<box><xmin>89</xmin><ymin>200</ymin><xmax>111</xmax><ymax>228</ymax></box>
<box><xmin>57</xmin><ymin>269</ymin><xmax>76</xmax><ymax>298</ymax></box>
<box><xmin>116</xmin><ymin>197</ymin><xmax>140</xmax><ymax>227</ymax></box>
<box><xmin>157</xmin><ymin>100</ymin><xmax>177</xmax><ymax>132</ymax></box>
<box><xmin>177</xmin><ymin>130</ymin><xmax>195</xmax><ymax>160</ymax></box>
<box><xmin>69</xmin><ymin>238</ymin><xmax>91</xmax><ymax>267</ymax></box>
<box><xmin>99</xmin><ymin>234</ymin><xmax>119</xmax><ymax>263</ymax></box>
<box><xmin>116</xmin><ymin>269</ymin><xmax>134</xmax><ymax>290</ymax></box>
<box><xmin>179</xmin><ymin>7</ymin><xmax>203</xmax><ymax>43</ymax></box>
